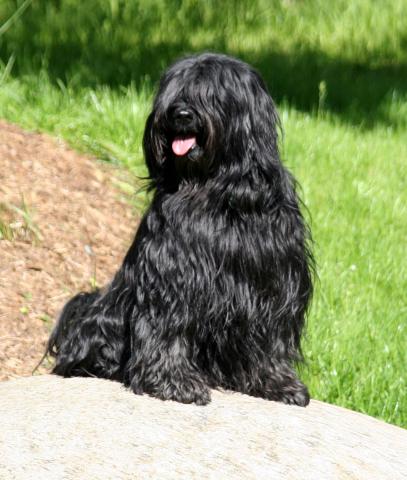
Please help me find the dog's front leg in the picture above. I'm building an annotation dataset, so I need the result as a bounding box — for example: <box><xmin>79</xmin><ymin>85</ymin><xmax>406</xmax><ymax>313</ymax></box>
<box><xmin>127</xmin><ymin>325</ymin><xmax>211</xmax><ymax>405</ymax></box>
<box><xmin>246</xmin><ymin>359</ymin><xmax>310</xmax><ymax>406</ymax></box>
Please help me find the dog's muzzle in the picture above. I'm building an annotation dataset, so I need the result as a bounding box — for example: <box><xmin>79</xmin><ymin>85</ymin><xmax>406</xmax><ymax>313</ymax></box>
<box><xmin>171</xmin><ymin>106</ymin><xmax>199</xmax><ymax>157</ymax></box>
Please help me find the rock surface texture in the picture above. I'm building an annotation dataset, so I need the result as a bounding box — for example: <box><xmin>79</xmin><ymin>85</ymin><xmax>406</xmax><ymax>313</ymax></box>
<box><xmin>0</xmin><ymin>375</ymin><xmax>406</xmax><ymax>479</ymax></box>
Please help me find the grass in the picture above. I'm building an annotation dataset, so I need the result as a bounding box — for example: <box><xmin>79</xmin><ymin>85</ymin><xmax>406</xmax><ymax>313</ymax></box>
<box><xmin>1</xmin><ymin>0</ymin><xmax>407</xmax><ymax>124</ymax></box>
<box><xmin>0</xmin><ymin>0</ymin><xmax>406</xmax><ymax>427</ymax></box>
<box><xmin>0</xmin><ymin>204</ymin><xmax>14</xmax><ymax>240</ymax></box>
<box><xmin>0</xmin><ymin>73</ymin><xmax>151</xmax><ymax>176</ymax></box>
<box><xmin>0</xmin><ymin>198</ymin><xmax>42</xmax><ymax>242</ymax></box>
<box><xmin>284</xmin><ymin>112</ymin><xmax>407</xmax><ymax>426</ymax></box>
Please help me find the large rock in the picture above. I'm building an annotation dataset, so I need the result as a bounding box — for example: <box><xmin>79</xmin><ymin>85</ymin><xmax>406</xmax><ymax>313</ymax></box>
<box><xmin>0</xmin><ymin>375</ymin><xmax>405</xmax><ymax>479</ymax></box>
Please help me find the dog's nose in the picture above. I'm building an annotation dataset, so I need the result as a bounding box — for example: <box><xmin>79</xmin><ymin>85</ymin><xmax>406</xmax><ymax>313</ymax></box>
<box><xmin>173</xmin><ymin>108</ymin><xmax>193</xmax><ymax>122</ymax></box>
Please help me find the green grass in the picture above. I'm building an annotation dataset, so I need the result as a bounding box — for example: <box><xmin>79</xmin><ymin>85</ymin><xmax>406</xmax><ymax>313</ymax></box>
<box><xmin>284</xmin><ymin>112</ymin><xmax>407</xmax><ymax>426</ymax></box>
<box><xmin>0</xmin><ymin>0</ymin><xmax>406</xmax><ymax>427</ymax></box>
<box><xmin>0</xmin><ymin>197</ymin><xmax>42</xmax><ymax>242</ymax></box>
<box><xmin>0</xmin><ymin>73</ymin><xmax>151</xmax><ymax>176</ymax></box>
<box><xmin>1</xmin><ymin>0</ymin><xmax>407</xmax><ymax>124</ymax></box>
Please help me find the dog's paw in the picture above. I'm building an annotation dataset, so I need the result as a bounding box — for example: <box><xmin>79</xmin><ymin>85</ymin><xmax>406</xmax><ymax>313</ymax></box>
<box><xmin>157</xmin><ymin>379</ymin><xmax>212</xmax><ymax>406</ymax></box>
<box><xmin>279</xmin><ymin>384</ymin><xmax>310</xmax><ymax>406</ymax></box>
<box><xmin>131</xmin><ymin>374</ymin><xmax>211</xmax><ymax>406</ymax></box>
<box><xmin>258</xmin><ymin>376</ymin><xmax>310</xmax><ymax>406</ymax></box>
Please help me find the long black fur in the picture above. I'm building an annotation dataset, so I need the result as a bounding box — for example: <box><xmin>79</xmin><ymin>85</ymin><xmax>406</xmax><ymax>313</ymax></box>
<box><xmin>48</xmin><ymin>53</ymin><xmax>314</xmax><ymax>406</ymax></box>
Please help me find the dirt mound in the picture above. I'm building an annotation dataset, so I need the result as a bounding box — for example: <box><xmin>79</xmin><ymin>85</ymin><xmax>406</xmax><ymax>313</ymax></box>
<box><xmin>0</xmin><ymin>121</ymin><xmax>138</xmax><ymax>380</ymax></box>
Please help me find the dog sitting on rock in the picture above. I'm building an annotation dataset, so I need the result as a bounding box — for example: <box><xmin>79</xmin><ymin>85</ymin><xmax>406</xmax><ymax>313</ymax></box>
<box><xmin>48</xmin><ymin>53</ymin><xmax>314</xmax><ymax>406</ymax></box>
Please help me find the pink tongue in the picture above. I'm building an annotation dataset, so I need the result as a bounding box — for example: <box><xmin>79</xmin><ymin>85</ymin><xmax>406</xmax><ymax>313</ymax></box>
<box><xmin>172</xmin><ymin>136</ymin><xmax>197</xmax><ymax>156</ymax></box>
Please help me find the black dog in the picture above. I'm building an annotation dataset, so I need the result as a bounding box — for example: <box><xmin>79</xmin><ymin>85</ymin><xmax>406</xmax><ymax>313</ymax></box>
<box><xmin>48</xmin><ymin>53</ymin><xmax>313</xmax><ymax>406</ymax></box>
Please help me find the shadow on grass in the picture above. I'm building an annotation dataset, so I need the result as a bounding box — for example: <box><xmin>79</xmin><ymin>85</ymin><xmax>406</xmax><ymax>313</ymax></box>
<box><xmin>237</xmin><ymin>49</ymin><xmax>407</xmax><ymax>127</ymax></box>
<box><xmin>1</xmin><ymin>0</ymin><xmax>406</xmax><ymax>127</ymax></box>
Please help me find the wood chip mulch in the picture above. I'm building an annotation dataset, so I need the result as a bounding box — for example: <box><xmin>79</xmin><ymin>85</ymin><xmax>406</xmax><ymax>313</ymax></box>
<box><xmin>0</xmin><ymin>121</ymin><xmax>138</xmax><ymax>380</ymax></box>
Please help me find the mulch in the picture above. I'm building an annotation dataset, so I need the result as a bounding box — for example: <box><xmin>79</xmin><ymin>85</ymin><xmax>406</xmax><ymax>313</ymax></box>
<box><xmin>0</xmin><ymin>121</ymin><xmax>138</xmax><ymax>380</ymax></box>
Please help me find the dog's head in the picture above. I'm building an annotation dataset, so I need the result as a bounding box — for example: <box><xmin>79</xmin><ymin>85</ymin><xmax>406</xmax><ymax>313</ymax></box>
<box><xmin>143</xmin><ymin>53</ymin><xmax>280</xmax><ymax>185</ymax></box>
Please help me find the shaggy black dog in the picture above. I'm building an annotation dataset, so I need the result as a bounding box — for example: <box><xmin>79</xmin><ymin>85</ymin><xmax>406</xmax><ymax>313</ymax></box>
<box><xmin>48</xmin><ymin>53</ymin><xmax>313</xmax><ymax>406</ymax></box>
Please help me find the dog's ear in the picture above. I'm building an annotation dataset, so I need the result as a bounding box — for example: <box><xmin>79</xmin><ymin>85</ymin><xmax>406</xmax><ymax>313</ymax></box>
<box><xmin>143</xmin><ymin>112</ymin><xmax>165</xmax><ymax>182</ymax></box>
<box><xmin>234</xmin><ymin>70</ymin><xmax>282</xmax><ymax>177</ymax></box>
<box><xmin>221</xmin><ymin>68</ymin><xmax>282</xmax><ymax>177</ymax></box>
<box><xmin>247</xmin><ymin>73</ymin><xmax>281</xmax><ymax>159</ymax></box>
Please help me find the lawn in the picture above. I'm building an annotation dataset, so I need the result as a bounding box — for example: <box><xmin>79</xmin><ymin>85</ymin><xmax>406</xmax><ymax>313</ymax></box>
<box><xmin>0</xmin><ymin>0</ymin><xmax>405</xmax><ymax>427</ymax></box>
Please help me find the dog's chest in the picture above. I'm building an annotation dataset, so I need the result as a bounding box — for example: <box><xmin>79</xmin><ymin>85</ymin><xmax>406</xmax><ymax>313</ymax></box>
<box><xmin>157</xmin><ymin>191</ymin><xmax>272</xmax><ymax>282</ymax></box>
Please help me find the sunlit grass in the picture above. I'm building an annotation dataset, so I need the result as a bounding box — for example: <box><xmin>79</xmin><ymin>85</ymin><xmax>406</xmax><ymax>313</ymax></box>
<box><xmin>0</xmin><ymin>73</ymin><xmax>151</xmax><ymax>175</ymax></box>
<box><xmin>283</xmin><ymin>111</ymin><xmax>407</xmax><ymax>426</ymax></box>
<box><xmin>1</xmin><ymin>0</ymin><xmax>406</xmax><ymax>123</ymax></box>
